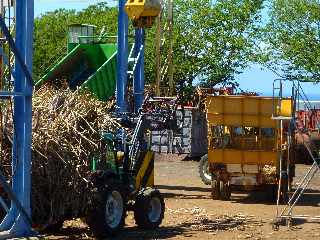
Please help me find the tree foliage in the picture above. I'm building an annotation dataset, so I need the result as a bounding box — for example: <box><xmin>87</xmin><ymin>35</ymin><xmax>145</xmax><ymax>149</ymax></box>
<box><xmin>33</xmin><ymin>0</ymin><xmax>263</xmax><ymax>88</ymax></box>
<box><xmin>258</xmin><ymin>0</ymin><xmax>320</xmax><ymax>81</ymax></box>
<box><xmin>33</xmin><ymin>2</ymin><xmax>117</xmax><ymax>80</ymax></box>
<box><xmin>33</xmin><ymin>9</ymin><xmax>77</xmax><ymax>79</ymax></box>
<box><xmin>172</xmin><ymin>0</ymin><xmax>264</xmax><ymax>87</ymax></box>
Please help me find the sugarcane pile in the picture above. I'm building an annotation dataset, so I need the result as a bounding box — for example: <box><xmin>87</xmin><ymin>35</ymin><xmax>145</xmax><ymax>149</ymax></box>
<box><xmin>0</xmin><ymin>85</ymin><xmax>120</xmax><ymax>226</ymax></box>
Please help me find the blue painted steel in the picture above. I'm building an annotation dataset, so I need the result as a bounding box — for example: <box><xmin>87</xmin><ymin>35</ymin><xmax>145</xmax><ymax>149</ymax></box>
<box><xmin>0</xmin><ymin>0</ymin><xmax>34</xmax><ymax>237</ymax></box>
<box><xmin>0</xmin><ymin>48</ymin><xmax>9</xmax><ymax>66</ymax></box>
<box><xmin>117</xmin><ymin>0</ymin><xmax>129</xmax><ymax>113</ymax></box>
<box><xmin>0</xmin><ymin>17</ymin><xmax>33</xmax><ymax>86</ymax></box>
<box><xmin>133</xmin><ymin>28</ymin><xmax>145</xmax><ymax>112</ymax></box>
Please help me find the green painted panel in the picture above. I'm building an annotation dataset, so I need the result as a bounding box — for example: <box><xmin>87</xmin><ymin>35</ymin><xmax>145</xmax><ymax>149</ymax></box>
<box><xmin>82</xmin><ymin>51</ymin><xmax>117</xmax><ymax>101</ymax></box>
<box><xmin>37</xmin><ymin>43</ymin><xmax>117</xmax><ymax>102</ymax></box>
<box><xmin>100</xmin><ymin>44</ymin><xmax>117</xmax><ymax>59</ymax></box>
<box><xmin>35</xmin><ymin>44</ymin><xmax>84</xmax><ymax>87</ymax></box>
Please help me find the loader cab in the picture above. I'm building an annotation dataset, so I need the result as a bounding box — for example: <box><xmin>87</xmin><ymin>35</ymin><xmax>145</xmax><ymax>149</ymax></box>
<box><xmin>67</xmin><ymin>24</ymin><xmax>96</xmax><ymax>52</ymax></box>
<box><xmin>91</xmin><ymin>132</ymin><xmax>121</xmax><ymax>172</ymax></box>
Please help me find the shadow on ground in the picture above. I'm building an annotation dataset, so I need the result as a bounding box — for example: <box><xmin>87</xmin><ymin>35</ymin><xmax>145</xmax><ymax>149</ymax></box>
<box><xmin>37</xmin><ymin>212</ymin><xmax>252</xmax><ymax>240</ymax></box>
<box><xmin>157</xmin><ymin>184</ymin><xmax>211</xmax><ymax>193</ymax></box>
<box><xmin>112</xmin><ymin>215</ymin><xmax>251</xmax><ymax>240</ymax></box>
<box><xmin>156</xmin><ymin>184</ymin><xmax>211</xmax><ymax>200</ymax></box>
<box><xmin>40</xmin><ymin>223</ymin><xmax>191</xmax><ymax>240</ymax></box>
<box><xmin>232</xmin><ymin>188</ymin><xmax>320</xmax><ymax>207</ymax></box>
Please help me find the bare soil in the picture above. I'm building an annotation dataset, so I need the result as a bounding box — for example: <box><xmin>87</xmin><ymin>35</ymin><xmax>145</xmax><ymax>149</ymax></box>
<box><xmin>15</xmin><ymin>154</ymin><xmax>320</xmax><ymax>239</ymax></box>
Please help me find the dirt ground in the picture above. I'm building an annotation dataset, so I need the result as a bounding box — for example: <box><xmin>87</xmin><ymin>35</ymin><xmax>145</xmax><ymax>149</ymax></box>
<box><xmin>18</xmin><ymin>154</ymin><xmax>320</xmax><ymax>240</ymax></box>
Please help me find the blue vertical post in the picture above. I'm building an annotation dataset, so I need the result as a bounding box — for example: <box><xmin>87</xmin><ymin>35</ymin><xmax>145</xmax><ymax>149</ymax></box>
<box><xmin>0</xmin><ymin>0</ymin><xmax>34</xmax><ymax>236</ymax></box>
<box><xmin>133</xmin><ymin>28</ymin><xmax>145</xmax><ymax>112</ymax></box>
<box><xmin>22</xmin><ymin>0</ymin><xmax>34</xmax><ymax>229</ymax></box>
<box><xmin>117</xmin><ymin>0</ymin><xmax>129</xmax><ymax>113</ymax></box>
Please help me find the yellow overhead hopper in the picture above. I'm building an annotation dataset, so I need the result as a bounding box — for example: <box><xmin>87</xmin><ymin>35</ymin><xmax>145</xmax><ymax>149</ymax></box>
<box><xmin>125</xmin><ymin>0</ymin><xmax>162</xmax><ymax>27</ymax></box>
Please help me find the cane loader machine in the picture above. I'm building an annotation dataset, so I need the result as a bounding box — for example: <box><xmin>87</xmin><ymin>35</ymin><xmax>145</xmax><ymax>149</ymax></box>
<box><xmin>85</xmin><ymin>1</ymin><xmax>168</xmax><ymax>238</ymax></box>
<box><xmin>86</xmin><ymin>97</ymin><xmax>178</xmax><ymax>237</ymax></box>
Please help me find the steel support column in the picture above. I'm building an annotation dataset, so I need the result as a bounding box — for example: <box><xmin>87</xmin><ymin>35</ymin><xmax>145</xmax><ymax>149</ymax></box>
<box><xmin>116</xmin><ymin>0</ymin><xmax>129</xmax><ymax>113</ymax></box>
<box><xmin>0</xmin><ymin>0</ymin><xmax>34</xmax><ymax>237</ymax></box>
<box><xmin>133</xmin><ymin>28</ymin><xmax>145</xmax><ymax>112</ymax></box>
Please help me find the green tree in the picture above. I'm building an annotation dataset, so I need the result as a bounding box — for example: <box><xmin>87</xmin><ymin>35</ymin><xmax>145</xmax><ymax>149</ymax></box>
<box><xmin>34</xmin><ymin>1</ymin><xmax>263</xmax><ymax>89</ymax></box>
<box><xmin>257</xmin><ymin>0</ymin><xmax>320</xmax><ymax>81</ymax></box>
<box><xmin>76</xmin><ymin>3</ymin><xmax>118</xmax><ymax>35</ymax></box>
<box><xmin>145</xmin><ymin>0</ymin><xmax>264</xmax><ymax>88</ymax></box>
<box><xmin>33</xmin><ymin>8</ymin><xmax>77</xmax><ymax>80</ymax></box>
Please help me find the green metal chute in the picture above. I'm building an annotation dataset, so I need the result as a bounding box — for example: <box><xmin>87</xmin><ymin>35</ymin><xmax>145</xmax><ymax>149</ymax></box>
<box><xmin>82</xmin><ymin>51</ymin><xmax>117</xmax><ymax>101</ymax></box>
<box><xmin>36</xmin><ymin>43</ymin><xmax>117</xmax><ymax>101</ymax></box>
<box><xmin>35</xmin><ymin>44</ymin><xmax>85</xmax><ymax>87</ymax></box>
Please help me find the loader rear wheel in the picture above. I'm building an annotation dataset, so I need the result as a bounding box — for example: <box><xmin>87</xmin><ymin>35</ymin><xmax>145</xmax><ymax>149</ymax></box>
<box><xmin>86</xmin><ymin>180</ymin><xmax>126</xmax><ymax>238</ymax></box>
<box><xmin>134</xmin><ymin>188</ymin><xmax>165</xmax><ymax>229</ymax></box>
<box><xmin>199</xmin><ymin>155</ymin><xmax>211</xmax><ymax>185</ymax></box>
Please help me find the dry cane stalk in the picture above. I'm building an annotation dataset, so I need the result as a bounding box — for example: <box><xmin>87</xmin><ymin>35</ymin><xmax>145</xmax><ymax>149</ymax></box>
<box><xmin>0</xmin><ymin>84</ymin><xmax>118</xmax><ymax>226</ymax></box>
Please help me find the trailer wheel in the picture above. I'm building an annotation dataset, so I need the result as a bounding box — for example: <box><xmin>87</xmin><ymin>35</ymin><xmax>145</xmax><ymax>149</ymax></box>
<box><xmin>134</xmin><ymin>188</ymin><xmax>165</xmax><ymax>229</ymax></box>
<box><xmin>86</xmin><ymin>179</ymin><xmax>126</xmax><ymax>238</ymax></box>
<box><xmin>266</xmin><ymin>184</ymin><xmax>278</xmax><ymax>202</ymax></box>
<box><xmin>199</xmin><ymin>155</ymin><xmax>211</xmax><ymax>185</ymax></box>
<box><xmin>211</xmin><ymin>177</ymin><xmax>220</xmax><ymax>200</ymax></box>
<box><xmin>267</xmin><ymin>183</ymin><xmax>289</xmax><ymax>203</ymax></box>
<box><xmin>219</xmin><ymin>181</ymin><xmax>231</xmax><ymax>200</ymax></box>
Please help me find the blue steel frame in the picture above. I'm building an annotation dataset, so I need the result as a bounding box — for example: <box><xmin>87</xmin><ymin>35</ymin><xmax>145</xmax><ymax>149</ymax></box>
<box><xmin>0</xmin><ymin>0</ymin><xmax>143</xmax><ymax>236</ymax></box>
<box><xmin>133</xmin><ymin>28</ymin><xmax>145</xmax><ymax>113</ymax></box>
<box><xmin>117</xmin><ymin>0</ymin><xmax>129</xmax><ymax>112</ymax></box>
<box><xmin>0</xmin><ymin>0</ymin><xmax>34</xmax><ymax>237</ymax></box>
<box><xmin>117</xmin><ymin>0</ymin><xmax>145</xmax><ymax>113</ymax></box>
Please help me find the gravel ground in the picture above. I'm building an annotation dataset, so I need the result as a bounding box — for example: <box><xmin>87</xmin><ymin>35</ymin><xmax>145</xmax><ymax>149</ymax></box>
<box><xmin>12</xmin><ymin>153</ymin><xmax>320</xmax><ymax>239</ymax></box>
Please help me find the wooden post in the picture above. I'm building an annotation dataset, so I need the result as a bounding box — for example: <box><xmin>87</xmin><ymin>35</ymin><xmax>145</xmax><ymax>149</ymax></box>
<box><xmin>155</xmin><ymin>13</ymin><xmax>161</xmax><ymax>96</ymax></box>
<box><xmin>167</xmin><ymin>0</ymin><xmax>174</xmax><ymax>96</ymax></box>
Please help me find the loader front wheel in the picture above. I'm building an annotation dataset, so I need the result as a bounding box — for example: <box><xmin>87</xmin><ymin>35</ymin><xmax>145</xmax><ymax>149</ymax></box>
<box><xmin>86</xmin><ymin>180</ymin><xmax>126</xmax><ymax>238</ymax></box>
<box><xmin>134</xmin><ymin>188</ymin><xmax>165</xmax><ymax>229</ymax></box>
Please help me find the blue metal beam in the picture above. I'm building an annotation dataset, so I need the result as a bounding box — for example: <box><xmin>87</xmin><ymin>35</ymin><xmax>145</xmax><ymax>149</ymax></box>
<box><xmin>116</xmin><ymin>0</ymin><xmax>129</xmax><ymax>113</ymax></box>
<box><xmin>0</xmin><ymin>17</ymin><xmax>33</xmax><ymax>86</ymax></box>
<box><xmin>133</xmin><ymin>28</ymin><xmax>145</xmax><ymax>112</ymax></box>
<box><xmin>0</xmin><ymin>0</ymin><xmax>34</xmax><ymax>237</ymax></box>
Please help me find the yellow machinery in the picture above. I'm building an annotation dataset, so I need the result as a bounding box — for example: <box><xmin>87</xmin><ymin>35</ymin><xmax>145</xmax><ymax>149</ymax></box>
<box><xmin>125</xmin><ymin>0</ymin><xmax>162</xmax><ymax>27</ymax></box>
<box><xmin>206</xmin><ymin>95</ymin><xmax>293</xmax><ymax>200</ymax></box>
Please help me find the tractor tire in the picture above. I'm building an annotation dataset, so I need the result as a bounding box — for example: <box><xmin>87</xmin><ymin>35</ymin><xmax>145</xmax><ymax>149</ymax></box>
<box><xmin>219</xmin><ymin>181</ymin><xmax>231</xmax><ymax>201</ymax></box>
<box><xmin>134</xmin><ymin>188</ymin><xmax>165</xmax><ymax>229</ymax></box>
<box><xmin>86</xmin><ymin>179</ymin><xmax>126</xmax><ymax>238</ymax></box>
<box><xmin>199</xmin><ymin>154</ymin><xmax>211</xmax><ymax>185</ymax></box>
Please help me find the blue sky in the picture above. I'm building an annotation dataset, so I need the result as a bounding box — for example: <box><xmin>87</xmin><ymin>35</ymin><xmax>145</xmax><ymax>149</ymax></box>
<box><xmin>35</xmin><ymin>0</ymin><xmax>106</xmax><ymax>17</ymax></box>
<box><xmin>34</xmin><ymin>0</ymin><xmax>320</xmax><ymax>99</ymax></box>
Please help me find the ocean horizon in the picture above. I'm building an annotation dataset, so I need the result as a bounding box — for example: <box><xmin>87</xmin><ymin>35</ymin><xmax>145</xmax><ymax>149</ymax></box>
<box><xmin>261</xmin><ymin>93</ymin><xmax>320</xmax><ymax>101</ymax></box>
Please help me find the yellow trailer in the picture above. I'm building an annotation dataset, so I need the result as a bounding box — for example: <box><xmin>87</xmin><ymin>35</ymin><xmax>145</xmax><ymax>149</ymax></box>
<box><xmin>205</xmin><ymin>95</ymin><xmax>293</xmax><ymax>200</ymax></box>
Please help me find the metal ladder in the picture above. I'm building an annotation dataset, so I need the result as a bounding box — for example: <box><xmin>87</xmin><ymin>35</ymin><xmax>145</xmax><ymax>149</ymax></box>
<box><xmin>273</xmin><ymin>79</ymin><xmax>320</xmax><ymax>229</ymax></box>
<box><xmin>127</xmin><ymin>43</ymin><xmax>144</xmax><ymax>78</ymax></box>
<box><xmin>272</xmin><ymin>79</ymin><xmax>294</xmax><ymax>219</ymax></box>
